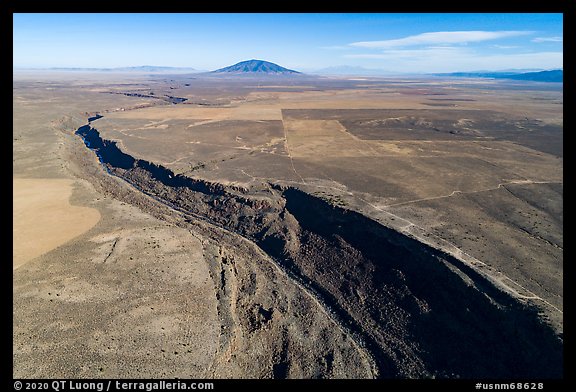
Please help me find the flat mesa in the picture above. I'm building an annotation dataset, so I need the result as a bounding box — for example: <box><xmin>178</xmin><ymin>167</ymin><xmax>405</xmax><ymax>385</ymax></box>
<box><xmin>12</xmin><ymin>178</ymin><xmax>101</xmax><ymax>269</ymax></box>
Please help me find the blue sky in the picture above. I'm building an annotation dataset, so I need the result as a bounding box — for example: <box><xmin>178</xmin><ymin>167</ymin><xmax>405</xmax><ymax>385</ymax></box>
<box><xmin>13</xmin><ymin>13</ymin><xmax>563</xmax><ymax>73</ymax></box>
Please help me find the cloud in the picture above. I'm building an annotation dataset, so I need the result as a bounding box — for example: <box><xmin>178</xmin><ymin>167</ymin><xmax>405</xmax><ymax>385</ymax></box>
<box><xmin>350</xmin><ymin>31</ymin><xmax>533</xmax><ymax>48</ymax></box>
<box><xmin>344</xmin><ymin>47</ymin><xmax>562</xmax><ymax>73</ymax></box>
<box><xmin>345</xmin><ymin>46</ymin><xmax>472</xmax><ymax>60</ymax></box>
<box><xmin>492</xmin><ymin>44</ymin><xmax>520</xmax><ymax>49</ymax></box>
<box><xmin>532</xmin><ymin>36</ymin><xmax>563</xmax><ymax>43</ymax></box>
<box><xmin>320</xmin><ymin>45</ymin><xmax>353</xmax><ymax>51</ymax></box>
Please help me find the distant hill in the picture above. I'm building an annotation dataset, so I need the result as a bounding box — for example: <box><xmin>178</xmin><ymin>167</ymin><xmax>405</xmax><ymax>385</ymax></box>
<box><xmin>434</xmin><ymin>69</ymin><xmax>562</xmax><ymax>83</ymax></box>
<box><xmin>212</xmin><ymin>59</ymin><xmax>301</xmax><ymax>74</ymax></box>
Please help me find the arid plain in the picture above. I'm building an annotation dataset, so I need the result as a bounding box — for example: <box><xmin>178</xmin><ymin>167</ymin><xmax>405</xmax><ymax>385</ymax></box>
<box><xmin>13</xmin><ymin>71</ymin><xmax>563</xmax><ymax>378</ymax></box>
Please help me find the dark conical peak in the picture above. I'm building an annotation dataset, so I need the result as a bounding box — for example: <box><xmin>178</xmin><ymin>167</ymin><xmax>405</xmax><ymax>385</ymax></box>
<box><xmin>212</xmin><ymin>59</ymin><xmax>301</xmax><ymax>74</ymax></box>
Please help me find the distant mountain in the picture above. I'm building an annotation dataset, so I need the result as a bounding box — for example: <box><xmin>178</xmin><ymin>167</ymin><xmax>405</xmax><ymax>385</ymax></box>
<box><xmin>505</xmin><ymin>70</ymin><xmax>563</xmax><ymax>83</ymax></box>
<box><xmin>434</xmin><ymin>69</ymin><xmax>562</xmax><ymax>83</ymax></box>
<box><xmin>309</xmin><ymin>65</ymin><xmax>399</xmax><ymax>76</ymax></box>
<box><xmin>474</xmin><ymin>68</ymin><xmax>545</xmax><ymax>73</ymax></box>
<box><xmin>211</xmin><ymin>59</ymin><xmax>300</xmax><ymax>74</ymax></box>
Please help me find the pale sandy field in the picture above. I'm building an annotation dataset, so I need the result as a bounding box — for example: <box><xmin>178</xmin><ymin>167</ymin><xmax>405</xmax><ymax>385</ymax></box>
<box><xmin>13</xmin><ymin>178</ymin><xmax>101</xmax><ymax>269</ymax></box>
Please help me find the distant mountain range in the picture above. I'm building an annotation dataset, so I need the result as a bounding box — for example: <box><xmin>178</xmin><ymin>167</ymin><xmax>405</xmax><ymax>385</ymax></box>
<box><xmin>308</xmin><ymin>65</ymin><xmax>400</xmax><ymax>76</ymax></box>
<box><xmin>434</xmin><ymin>69</ymin><xmax>563</xmax><ymax>83</ymax></box>
<box><xmin>211</xmin><ymin>60</ymin><xmax>300</xmax><ymax>74</ymax></box>
<box><xmin>111</xmin><ymin>66</ymin><xmax>199</xmax><ymax>73</ymax></box>
<box><xmin>15</xmin><ymin>66</ymin><xmax>200</xmax><ymax>73</ymax></box>
<box><xmin>14</xmin><ymin>63</ymin><xmax>562</xmax><ymax>83</ymax></box>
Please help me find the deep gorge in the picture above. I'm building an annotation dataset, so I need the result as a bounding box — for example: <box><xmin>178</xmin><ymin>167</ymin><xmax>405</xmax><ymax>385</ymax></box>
<box><xmin>75</xmin><ymin>122</ymin><xmax>563</xmax><ymax>379</ymax></box>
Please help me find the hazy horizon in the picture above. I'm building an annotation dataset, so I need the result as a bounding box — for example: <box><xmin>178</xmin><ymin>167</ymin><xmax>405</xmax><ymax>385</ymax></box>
<box><xmin>11</xmin><ymin>62</ymin><xmax>562</xmax><ymax>76</ymax></box>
